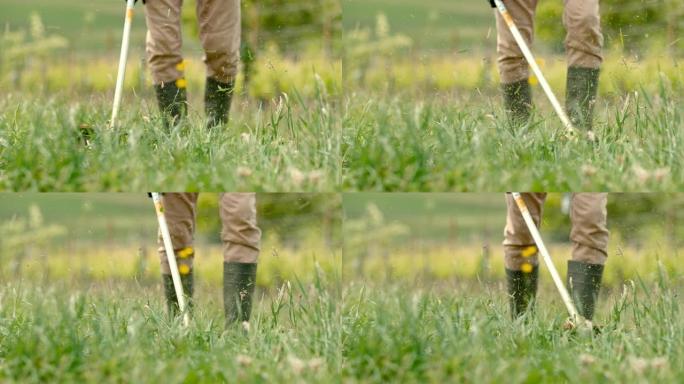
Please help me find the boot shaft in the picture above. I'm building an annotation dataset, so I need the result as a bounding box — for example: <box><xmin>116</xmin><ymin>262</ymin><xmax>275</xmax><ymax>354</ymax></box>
<box><xmin>162</xmin><ymin>272</ymin><xmax>194</xmax><ymax>318</ymax></box>
<box><xmin>154</xmin><ymin>81</ymin><xmax>187</xmax><ymax>128</ymax></box>
<box><xmin>501</xmin><ymin>79</ymin><xmax>532</xmax><ymax>127</ymax></box>
<box><xmin>566</xmin><ymin>66</ymin><xmax>600</xmax><ymax>131</ymax></box>
<box><xmin>223</xmin><ymin>261</ymin><xmax>257</xmax><ymax>326</ymax></box>
<box><xmin>566</xmin><ymin>260</ymin><xmax>604</xmax><ymax>321</ymax></box>
<box><xmin>205</xmin><ymin>77</ymin><xmax>235</xmax><ymax>128</ymax></box>
<box><xmin>505</xmin><ymin>265</ymin><xmax>539</xmax><ymax>318</ymax></box>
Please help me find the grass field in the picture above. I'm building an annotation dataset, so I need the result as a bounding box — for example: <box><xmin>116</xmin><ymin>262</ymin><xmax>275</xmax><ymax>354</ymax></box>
<box><xmin>0</xmin><ymin>192</ymin><xmax>343</xmax><ymax>382</ymax></box>
<box><xmin>0</xmin><ymin>87</ymin><xmax>340</xmax><ymax>191</ymax></box>
<box><xmin>341</xmin><ymin>0</ymin><xmax>684</xmax><ymax>191</ymax></box>
<box><xmin>341</xmin><ymin>51</ymin><xmax>683</xmax><ymax>191</ymax></box>
<box><xmin>342</xmin><ymin>4</ymin><xmax>683</xmax><ymax>192</ymax></box>
<box><xmin>340</xmin><ymin>192</ymin><xmax>684</xmax><ymax>382</ymax></box>
<box><xmin>1</xmin><ymin>2</ymin><xmax>342</xmax><ymax>192</ymax></box>
<box><xmin>341</xmin><ymin>278</ymin><xmax>683</xmax><ymax>382</ymax></box>
<box><xmin>341</xmin><ymin>94</ymin><xmax>683</xmax><ymax>191</ymax></box>
<box><xmin>0</xmin><ymin>276</ymin><xmax>342</xmax><ymax>383</ymax></box>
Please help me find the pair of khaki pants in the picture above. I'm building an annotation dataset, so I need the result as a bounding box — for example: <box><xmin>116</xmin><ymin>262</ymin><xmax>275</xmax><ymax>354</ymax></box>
<box><xmin>144</xmin><ymin>0</ymin><xmax>241</xmax><ymax>85</ymax></box>
<box><xmin>157</xmin><ymin>193</ymin><xmax>261</xmax><ymax>275</ymax></box>
<box><xmin>503</xmin><ymin>193</ymin><xmax>608</xmax><ymax>271</ymax></box>
<box><xmin>495</xmin><ymin>0</ymin><xmax>604</xmax><ymax>84</ymax></box>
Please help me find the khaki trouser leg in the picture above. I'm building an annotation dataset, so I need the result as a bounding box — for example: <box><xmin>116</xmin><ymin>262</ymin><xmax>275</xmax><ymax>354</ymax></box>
<box><xmin>503</xmin><ymin>193</ymin><xmax>546</xmax><ymax>270</ymax></box>
<box><xmin>144</xmin><ymin>0</ymin><xmax>185</xmax><ymax>85</ymax></box>
<box><xmin>158</xmin><ymin>193</ymin><xmax>198</xmax><ymax>275</ymax></box>
<box><xmin>196</xmin><ymin>0</ymin><xmax>241</xmax><ymax>83</ymax></box>
<box><xmin>569</xmin><ymin>193</ymin><xmax>608</xmax><ymax>264</ymax></box>
<box><xmin>563</xmin><ymin>0</ymin><xmax>603</xmax><ymax>69</ymax></box>
<box><xmin>504</xmin><ymin>192</ymin><xmax>609</xmax><ymax>271</ymax></box>
<box><xmin>495</xmin><ymin>0</ymin><xmax>538</xmax><ymax>84</ymax></box>
<box><xmin>219</xmin><ymin>193</ymin><xmax>261</xmax><ymax>263</ymax></box>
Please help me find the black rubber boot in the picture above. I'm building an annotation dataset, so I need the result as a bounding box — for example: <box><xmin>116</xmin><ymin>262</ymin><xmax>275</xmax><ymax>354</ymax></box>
<box><xmin>505</xmin><ymin>265</ymin><xmax>539</xmax><ymax>318</ymax></box>
<box><xmin>205</xmin><ymin>77</ymin><xmax>235</xmax><ymax>128</ymax></box>
<box><xmin>567</xmin><ymin>260</ymin><xmax>604</xmax><ymax>321</ymax></box>
<box><xmin>566</xmin><ymin>67</ymin><xmax>600</xmax><ymax>131</ymax></box>
<box><xmin>223</xmin><ymin>262</ymin><xmax>257</xmax><ymax>327</ymax></box>
<box><xmin>501</xmin><ymin>79</ymin><xmax>532</xmax><ymax>127</ymax></box>
<box><xmin>162</xmin><ymin>272</ymin><xmax>193</xmax><ymax>318</ymax></box>
<box><xmin>154</xmin><ymin>80</ymin><xmax>187</xmax><ymax>128</ymax></box>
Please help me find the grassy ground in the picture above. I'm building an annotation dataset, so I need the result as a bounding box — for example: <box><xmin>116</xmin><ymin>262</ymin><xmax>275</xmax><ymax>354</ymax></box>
<box><xmin>341</xmin><ymin>278</ymin><xmax>683</xmax><ymax>383</ymax></box>
<box><xmin>1</xmin><ymin>2</ymin><xmax>342</xmax><ymax>192</ymax></box>
<box><xmin>0</xmin><ymin>205</ymin><xmax>343</xmax><ymax>381</ymax></box>
<box><xmin>0</xmin><ymin>276</ymin><xmax>342</xmax><ymax>383</ymax></box>
<box><xmin>0</xmin><ymin>87</ymin><xmax>340</xmax><ymax>191</ymax></box>
<box><xmin>342</xmin><ymin>2</ymin><xmax>683</xmax><ymax>192</ymax></box>
<box><xmin>341</xmin><ymin>61</ymin><xmax>683</xmax><ymax>191</ymax></box>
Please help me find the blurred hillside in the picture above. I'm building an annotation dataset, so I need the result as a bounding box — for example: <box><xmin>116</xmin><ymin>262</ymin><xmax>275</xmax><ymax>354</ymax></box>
<box><xmin>343</xmin><ymin>0</ymin><xmax>683</xmax><ymax>54</ymax></box>
<box><xmin>344</xmin><ymin>193</ymin><xmax>684</xmax><ymax>248</ymax></box>
<box><xmin>0</xmin><ymin>194</ymin><xmax>342</xmax><ymax>286</ymax></box>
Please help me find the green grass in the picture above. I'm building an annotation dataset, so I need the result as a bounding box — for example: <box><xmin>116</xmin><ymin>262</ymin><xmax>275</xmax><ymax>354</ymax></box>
<box><xmin>0</xmin><ymin>88</ymin><xmax>341</xmax><ymax>191</ymax></box>
<box><xmin>342</xmin><ymin>278</ymin><xmax>684</xmax><ymax>382</ymax></box>
<box><xmin>341</xmin><ymin>87</ymin><xmax>683</xmax><ymax>191</ymax></box>
<box><xmin>0</xmin><ymin>276</ymin><xmax>342</xmax><ymax>383</ymax></box>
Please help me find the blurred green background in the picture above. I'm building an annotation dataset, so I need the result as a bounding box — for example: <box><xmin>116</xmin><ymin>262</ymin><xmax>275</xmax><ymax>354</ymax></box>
<box><xmin>0</xmin><ymin>193</ymin><xmax>342</xmax><ymax>287</ymax></box>
<box><xmin>342</xmin><ymin>0</ymin><xmax>683</xmax><ymax>95</ymax></box>
<box><xmin>343</xmin><ymin>193</ymin><xmax>684</xmax><ymax>285</ymax></box>
<box><xmin>0</xmin><ymin>0</ymin><xmax>341</xmax><ymax>98</ymax></box>
<box><xmin>343</xmin><ymin>0</ymin><xmax>683</xmax><ymax>54</ymax></box>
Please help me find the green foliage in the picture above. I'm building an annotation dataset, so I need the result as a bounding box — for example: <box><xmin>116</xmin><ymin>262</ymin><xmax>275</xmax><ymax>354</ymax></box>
<box><xmin>0</xmin><ymin>277</ymin><xmax>342</xmax><ymax>382</ymax></box>
<box><xmin>0</xmin><ymin>82</ymin><xmax>340</xmax><ymax>191</ymax></box>
<box><xmin>342</xmin><ymin>279</ymin><xmax>684</xmax><ymax>382</ymax></box>
<box><xmin>0</xmin><ymin>205</ymin><xmax>67</xmax><ymax>277</ymax></box>
<box><xmin>344</xmin><ymin>13</ymin><xmax>413</xmax><ymax>85</ymax></box>
<box><xmin>600</xmin><ymin>0</ymin><xmax>682</xmax><ymax>51</ymax></box>
<box><xmin>0</xmin><ymin>14</ymin><xmax>68</xmax><ymax>86</ymax></box>
<box><xmin>342</xmin><ymin>83</ymin><xmax>683</xmax><ymax>191</ymax></box>
<box><xmin>535</xmin><ymin>0</ymin><xmax>684</xmax><ymax>52</ymax></box>
<box><xmin>535</xmin><ymin>1</ymin><xmax>565</xmax><ymax>52</ymax></box>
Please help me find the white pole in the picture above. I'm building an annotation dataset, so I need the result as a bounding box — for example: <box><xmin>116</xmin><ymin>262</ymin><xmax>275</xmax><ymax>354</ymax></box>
<box><xmin>510</xmin><ymin>192</ymin><xmax>584</xmax><ymax>324</ymax></box>
<box><xmin>151</xmin><ymin>193</ymin><xmax>190</xmax><ymax>327</ymax></box>
<box><xmin>493</xmin><ymin>0</ymin><xmax>576</xmax><ymax>135</ymax></box>
<box><xmin>111</xmin><ymin>0</ymin><xmax>136</xmax><ymax>128</ymax></box>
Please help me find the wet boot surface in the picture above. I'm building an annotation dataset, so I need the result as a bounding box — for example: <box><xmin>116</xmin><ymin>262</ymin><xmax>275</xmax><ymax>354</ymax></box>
<box><xmin>205</xmin><ymin>77</ymin><xmax>235</xmax><ymax>129</ymax></box>
<box><xmin>567</xmin><ymin>260</ymin><xmax>604</xmax><ymax>321</ymax></box>
<box><xmin>223</xmin><ymin>262</ymin><xmax>258</xmax><ymax>327</ymax></box>
<box><xmin>505</xmin><ymin>265</ymin><xmax>539</xmax><ymax>318</ymax></box>
<box><xmin>154</xmin><ymin>81</ymin><xmax>188</xmax><ymax>129</ymax></box>
<box><xmin>162</xmin><ymin>272</ymin><xmax>194</xmax><ymax>318</ymax></box>
<box><xmin>501</xmin><ymin>79</ymin><xmax>532</xmax><ymax>127</ymax></box>
<box><xmin>566</xmin><ymin>66</ymin><xmax>600</xmax><ymax>132</ymax></box>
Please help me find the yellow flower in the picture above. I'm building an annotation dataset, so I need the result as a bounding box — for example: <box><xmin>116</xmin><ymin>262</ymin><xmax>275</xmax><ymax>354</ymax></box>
<box><xmin>175</xmin><ymin>60</ymin><xmax>186</xmax><ymax>72</ymax></box>
<box><xmin>175</xmin><ymin>78</ymin><xmax>187</xmax><ymax>89</ymax></box>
